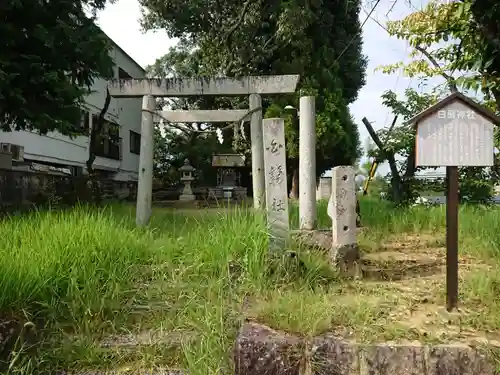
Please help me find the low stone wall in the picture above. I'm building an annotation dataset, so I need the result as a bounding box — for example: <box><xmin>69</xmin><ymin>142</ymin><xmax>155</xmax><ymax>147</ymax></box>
<box><xmin>0</xmin><ymin>168</ymin><xmax>137</xmax><ymax>212</ymax></box>
<box><xmin>234</xmin><ymin>323</ymin><xmax>496</xmax><ymax>375</ymax></box>
<box><xmin>152</xmin><ymin>186</ymin><xmax>248</xmax><ymax>202</ymax></box>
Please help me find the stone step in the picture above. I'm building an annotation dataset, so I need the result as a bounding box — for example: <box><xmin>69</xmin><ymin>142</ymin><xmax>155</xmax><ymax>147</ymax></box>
<box><xmin>62</xmin><ymin>330</ymin><xmax>194</xmax><ymax>375</ymax></box>
<box><xmin>67</xmin><ymin>329</ymin><xmax>195</xmax><ymax>351</ymax></box>
<box><xmin>234</xmin><ymin>322</ymin><xmax>498</xmax><ymax>375</ymax></box>
<box><xmin>65</xmin><ymin>369</ymin><xmax>185</xmax><ymax>375</ymax></box>
<box><xmin>361</xmin><ymin>250</ymin><xmax>444</xmax><ymax>281</ymax></box>
<box><xmin>97</xmin><ymin>330</ymin><xmax>194</xmax><ymax>350</ymax></box>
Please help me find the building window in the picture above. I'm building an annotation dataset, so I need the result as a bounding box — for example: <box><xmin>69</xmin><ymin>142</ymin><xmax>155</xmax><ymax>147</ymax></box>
<box><xmin>91</xmin><ymin>114</ymin><xmax>122</xmax><ymax>160</ymax></box>
<box><xmin>130</xmin><ymin>131</ymin><xmax>141</xmax><ymax>155</ymax></box>
<box><xmin>72</xmin><ymin>166</ymin><xmax>84</xmax><ymax>176</ymax></box>
<box><xmin>118</xmin><ymin>67</ymin><xmax>132</xmax><ymax>79</ymax></box>
<box><xmin>79</xmin><ymin>109</ymin><xmax>90</xmax><ymax>133</ymax></box>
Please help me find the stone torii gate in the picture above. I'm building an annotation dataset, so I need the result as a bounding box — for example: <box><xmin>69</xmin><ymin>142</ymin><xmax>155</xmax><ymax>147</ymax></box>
<box><xmin>107</xmin><ymin>75</ymin><xmax>300</xmax><ymax>226</ymax></box>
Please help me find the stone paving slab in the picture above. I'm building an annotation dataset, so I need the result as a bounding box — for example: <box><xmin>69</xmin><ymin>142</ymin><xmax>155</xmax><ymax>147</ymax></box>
<box><xmin>234</xmin><ymin>322</ymin><xmax>497</xmax><ymax>375</ymax></box>
<box><xmin>98</xmin><ymin>330</ymin><xmax>194</xmax><ymax>349</ymax></box>
<box><xmin>63</xmin><ymin>369</ymin><xmax>185</xmax><ymax>375</ymax></box>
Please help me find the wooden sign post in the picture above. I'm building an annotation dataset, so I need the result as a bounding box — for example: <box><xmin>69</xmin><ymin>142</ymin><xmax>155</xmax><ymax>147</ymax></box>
<box><xmin>407</xmin><ymin>91</ymin><xmax>499</xmax><ymax>311</ymax></box>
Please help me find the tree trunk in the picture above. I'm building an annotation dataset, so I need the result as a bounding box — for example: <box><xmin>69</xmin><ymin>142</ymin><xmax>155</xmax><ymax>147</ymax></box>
<box><xmin>290</xmin><ymin>166</ymin><xmax>299</xmax><ymax>199</ymax></box>
<box><xmin>399</xmin><ymin>143</ymin><xmax>417</xmax><ymax>202</ymax></box>
<box><xmin>362</xmin><ymin>117</ymin><xmax>405</xmax><ymax>203</ymax></box>
<box><xmin>86</xmin><ymin>88</ymin><xmax>111</xmax><ymax>205</ymax></box>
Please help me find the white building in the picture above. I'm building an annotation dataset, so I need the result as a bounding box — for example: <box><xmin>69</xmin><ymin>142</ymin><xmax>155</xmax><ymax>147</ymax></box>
<box><xmin>0</xmin><ymin>33</ymin><xmax>145</xmax><ymax>182</ymax></box>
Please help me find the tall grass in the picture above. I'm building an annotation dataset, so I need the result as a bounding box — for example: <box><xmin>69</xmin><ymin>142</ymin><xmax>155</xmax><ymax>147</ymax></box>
<box><xmin>359</xmin><ymin>197</ymin><xmax>500</xmax><ymax>259</ymax></box>
<box><xmin>0</xmin><ymin>205</ymin><xmax>278</xmax><ymax>323</ymax></box>
<box><xmin>0</xmin><ymin>206</ymin><xmax>154</xmax><ymax>323</ymax></box>
<box><xmin>0</xmin><ymin>204</ymin><xmax>281</xmax><ymax>373</ymax></box>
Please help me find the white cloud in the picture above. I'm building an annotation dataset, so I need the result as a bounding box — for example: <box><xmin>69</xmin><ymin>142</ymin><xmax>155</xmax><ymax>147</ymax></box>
<box><xmin>96</xmin><ymin>1</ymin><xmax>177</xmax><ymax>68</ymax></box>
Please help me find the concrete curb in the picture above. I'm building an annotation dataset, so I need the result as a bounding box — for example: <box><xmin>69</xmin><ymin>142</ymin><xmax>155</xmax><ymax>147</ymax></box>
<box><xmin>234</xmin><ymin>322</ymin><xmax>497</xmax><ymax>375</ymax></box>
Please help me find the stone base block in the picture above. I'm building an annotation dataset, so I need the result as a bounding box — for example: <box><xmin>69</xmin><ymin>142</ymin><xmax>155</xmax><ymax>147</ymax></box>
<box><xmin>291</xmin><ymin>229</ymin><xmax>361</xmax><ymax>277</ymax></box>
<box><xmin>291</xmin><ymin>229</ymin><xmax>332</xmax><ymax>250</ymax></box>
<box><xmin>234</xmin><ymin>322</ymin><xmax>496</xmax><ymax>375</ymax></box>
<box><xmin>179</xmin><ymin>195</ymin><xmax>196</xmax><ymax>201</ymax></box>
<box><xmin>331</xmin><ymin>243</ymin><xmax>361</xmax><ymax>278</ymax></box>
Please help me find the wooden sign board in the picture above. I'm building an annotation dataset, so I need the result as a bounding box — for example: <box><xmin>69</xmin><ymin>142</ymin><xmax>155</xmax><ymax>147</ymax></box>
<box><xmin>414</xmin><ymin>98</ymin><xmax>495</xmax><ymax>167</ymax></box>
<box><xmin>212</xmin><ymin>154</ymin><xmax>246</xmax><ymax>167</ymax></box>
<box><xmin>406</xmin><ymin>91</ymin><xmax>500</xmax><ymax>311</ymax></box>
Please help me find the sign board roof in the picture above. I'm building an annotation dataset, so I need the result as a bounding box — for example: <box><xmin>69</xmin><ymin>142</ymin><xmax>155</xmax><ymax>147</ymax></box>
<box><xmin>408</xmin><ymin>92</ymin><xmax>499</xmax><ymax>167</ymax></box>
<box><xmin>212</xmin><ymin>154</ymin><xmax>246</xmax><ymax>167</ymax></box>
<box><xmin>406</xmin><ymin>91</ymin><xmax>500</xmax><ymax>126</ymax></box>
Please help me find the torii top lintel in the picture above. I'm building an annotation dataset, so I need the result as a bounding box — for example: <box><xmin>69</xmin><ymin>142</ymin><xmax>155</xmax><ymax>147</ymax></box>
<box><xmin>107</xmin><ymin>75</ymin><xmax>300</xmax><ymax>98</ymax></box>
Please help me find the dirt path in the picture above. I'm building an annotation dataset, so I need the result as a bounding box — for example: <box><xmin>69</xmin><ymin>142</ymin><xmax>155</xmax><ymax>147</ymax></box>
<box><xmin>354</xmin><ymin>233</ymin><xmax>500</xmax><ymax>346</ymax></box>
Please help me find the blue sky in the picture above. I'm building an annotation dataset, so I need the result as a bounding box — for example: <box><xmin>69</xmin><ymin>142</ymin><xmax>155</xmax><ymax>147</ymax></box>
<box><xmin>96</xmin><ymin>0</ymin><xmax>443</xmax><ymax>176</ymax></box>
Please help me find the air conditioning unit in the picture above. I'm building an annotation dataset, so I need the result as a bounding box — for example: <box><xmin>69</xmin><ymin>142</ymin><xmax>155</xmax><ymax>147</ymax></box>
<box><xmin>1</xmin><ymin>143</ymin><xmax>11</xmax><ymax>154</ymax></box>
<box><xmin>0</xmin><ymin>143</ymin><xmax>24</xmax><ymax>161</ymax></box>
<box><xmin>11</xmin><ymin>145</ymin><xmax>24</xmax><ymax>162</ymax></box>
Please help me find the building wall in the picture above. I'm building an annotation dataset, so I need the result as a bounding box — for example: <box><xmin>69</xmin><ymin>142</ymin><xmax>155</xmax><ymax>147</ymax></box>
<box><xmin>0</xmin><ymin>40</ymin><xmax>145</xmax><ymax>182</ymax></box>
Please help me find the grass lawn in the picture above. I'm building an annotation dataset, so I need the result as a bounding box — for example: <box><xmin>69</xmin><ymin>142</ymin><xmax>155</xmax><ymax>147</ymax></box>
<box><xmin>1</xmin><ymin>198</ymin><xmax>500</xmax><ymax>373</ymax></box>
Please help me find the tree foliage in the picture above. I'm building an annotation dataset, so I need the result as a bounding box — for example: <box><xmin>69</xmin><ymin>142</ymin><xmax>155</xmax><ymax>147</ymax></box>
<box><xmin>379</xmin><ymin>0</ymin><xmax>500</xmax><ymax>110</ymax></box>
<box><xmin>141</xmin><ymin>0</ymin><xmax>366</xmax><ymax>195</ymax></box>
<box><xmin>365</xmin><ymin>0</ymin><xmax>499</xmax><ymax>204</ymax></box>
<box><xmin>147</xmin><ymin>42</ymin><xmax>246</xmax><ymax>185</ymax></box>
<box><xmin>366</xmin><ymin>88</ymin><xmax>496</xmax><ymax>204</ymax></box>
<box><xmin>140</xmin><ymin>0</ymin><xmax>366</xmax><ymax>101</ymax></box>
<box><xmin>153</xmin><ymin>124</ymin><xmax>234</xmax><ymax>186</ymax></box>
<box><xmin>364</xmin><ymin>88</ymin><xmax>436</xmax><ymax>204</ymax></box>
<box><xmin>470</xmin><ymin>0</ymin><xmax>500</xmax><ymax>55</ymax></box>
<box><xmin>1</xmin><ymin>0</ymin><xmax>114</xmax><ymax>135</ymax></box>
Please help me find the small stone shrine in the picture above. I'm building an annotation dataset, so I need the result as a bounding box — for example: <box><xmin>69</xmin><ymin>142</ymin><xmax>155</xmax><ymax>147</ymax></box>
<box><xmin>179</xmin><ymin>159</ymin><xmax>196</xmax><ymax>201</ymax></box>
<box><xmin>208</xmin><ymin>153</ymin><xmax>247</xmax><ymax>201</ymax></box>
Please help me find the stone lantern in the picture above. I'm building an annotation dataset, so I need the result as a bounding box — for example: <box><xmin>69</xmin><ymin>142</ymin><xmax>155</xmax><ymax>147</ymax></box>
<box><xmin>179</xmin><ymin>158</ymin><xmax>196</xmax><ymax>201</ymax></box>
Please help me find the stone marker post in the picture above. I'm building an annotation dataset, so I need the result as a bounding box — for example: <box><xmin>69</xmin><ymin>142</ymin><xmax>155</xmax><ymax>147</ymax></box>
<box><xmin>136</xmin><ymin>95</ymin><xmax>155</xmax><ymax>227</ymax></box>
<box><xmin>250</xmin><ymin>94</ymin><xmax>266</xmax><ymax>210</ymax></box>
<box><xmin>262</xmin><ymin>118</ymin><xmax>290</xmax><ymax>250</ymax></box>
<box><xmin>327</xmin><ymin>166</ymin><xmax>360</xmax><ymax>274</ymax></box>
<box><xmin>299</xmin><ymin>96</ymin><xmax>316</xmax><ymax>229</ymax></box>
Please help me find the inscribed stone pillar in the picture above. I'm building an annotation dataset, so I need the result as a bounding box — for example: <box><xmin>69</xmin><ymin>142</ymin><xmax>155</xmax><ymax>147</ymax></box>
<box><xmin>262</xmin><ymin>118</ymin><xmax>290</xmax><ymax>250</ymax></box>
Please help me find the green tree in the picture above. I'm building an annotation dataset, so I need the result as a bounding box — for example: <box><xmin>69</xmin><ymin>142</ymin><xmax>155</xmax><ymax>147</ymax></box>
<box><xmin>141</xmin><ymin>0</ymin><xmax>366</xmax><ymax>197</ymax></box>
<box><xmin>153</xmin><ymin>124</ymin><xmax>233</xmax><ymax>186</ymax></box>
<box><xmin>366</xmin><ymin>87</ymin><xmax>495</xmax><ymax>204</ymax></box>
<box><xmin>379</xmin><ymin>0</ymin><xmax>500</xmax><ymax>114</ymax></box>
<box><xmin>1</xmin><ymin>0</ymin><xmax>114</xmax><ymax>135</ymax></box>
<box><xmin>266</xmin><ymin>93</ymin><xmax>360</xmax><ymax>198</ymax></box>
<box><xmin>148</xmin><ymin>43</ymin><xmax>247</xmax><ymax>187</ymax></box>
<box><xmin>363</xmin><ymin>88</ymin><xmax>437</xmax><ymax>204</ymax></box>
<box><xmin>2</xmin><ymin>0</ymin><xmax>118</xmax><ymax>202</ymax></box>
<box><xmin>371</xmin><ymin>0</ymin><xmax>498</xmax><ymax>204</ymax></box>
